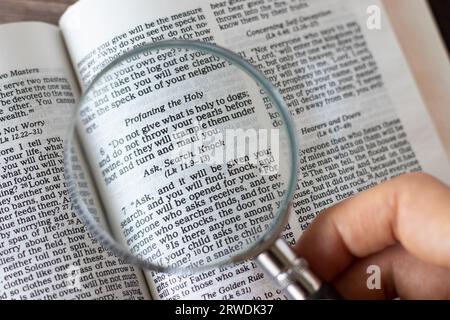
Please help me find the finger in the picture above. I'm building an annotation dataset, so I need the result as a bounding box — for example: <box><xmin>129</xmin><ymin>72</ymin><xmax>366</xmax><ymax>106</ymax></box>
<box><xmin>295</xmin><ymin>172</ymin><xmax>450</xmax><ymax>282</ymax></box>
<box><xmin>333</xmin><ymin>244</ymin><xmax>450</xmax><ymax>300</ymax></box>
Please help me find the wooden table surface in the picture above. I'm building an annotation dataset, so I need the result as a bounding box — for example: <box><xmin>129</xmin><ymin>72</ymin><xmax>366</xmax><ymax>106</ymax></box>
<box><xmin>0</xmin><ymin>0</ymin><xmax>76</xmax><ymax>24</ymax></box>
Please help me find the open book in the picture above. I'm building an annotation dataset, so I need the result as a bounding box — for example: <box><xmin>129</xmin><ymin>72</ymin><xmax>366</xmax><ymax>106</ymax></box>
<box><xmin>1</xmin><ymin>0</ymin><xmax>450</xmax><ymax>300</ymax></box>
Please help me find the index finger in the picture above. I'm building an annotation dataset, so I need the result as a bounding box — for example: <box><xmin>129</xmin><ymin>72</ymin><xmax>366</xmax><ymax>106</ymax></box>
<box><xmin>295</xmin><ymin>172</ymin><xmax>450</xmax><ymax>282</ymax></box>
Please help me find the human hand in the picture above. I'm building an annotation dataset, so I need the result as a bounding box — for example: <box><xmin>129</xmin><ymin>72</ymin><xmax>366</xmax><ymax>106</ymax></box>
<box><xmin>295</xmin><ymin>172</ymin><xmax>450</xmax><ymax>299</ymax></box>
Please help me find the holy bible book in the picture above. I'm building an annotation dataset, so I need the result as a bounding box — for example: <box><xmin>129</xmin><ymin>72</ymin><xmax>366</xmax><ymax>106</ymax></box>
<box><xmin>0</xmin><ymin>0</ymin><xmax>450</xmax><ymax>300</ymax></box>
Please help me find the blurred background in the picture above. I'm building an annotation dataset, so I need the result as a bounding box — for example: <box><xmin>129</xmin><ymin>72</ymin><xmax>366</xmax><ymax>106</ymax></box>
<box><xmin>428</xmin><ymin>0</ymin><xmax>450</xmax><ymax>53</ymax></box>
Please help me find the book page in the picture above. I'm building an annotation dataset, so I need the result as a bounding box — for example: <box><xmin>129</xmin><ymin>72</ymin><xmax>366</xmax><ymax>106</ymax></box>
<box><xmin>60</xmin><ymin>0</ymin><xmax>450</xmax><ymax>300</ymax></box>
<box><xmin>0</xmin><ymin>22</ymin><xmax>150</xmax><ymax>300</ymax></box>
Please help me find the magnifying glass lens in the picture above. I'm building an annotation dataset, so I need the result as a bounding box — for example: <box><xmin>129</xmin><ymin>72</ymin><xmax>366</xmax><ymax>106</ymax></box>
<box><xmin>65</xmin><ymin>42</ymin><xmax>297</xmax><ymax>272</ymax></box>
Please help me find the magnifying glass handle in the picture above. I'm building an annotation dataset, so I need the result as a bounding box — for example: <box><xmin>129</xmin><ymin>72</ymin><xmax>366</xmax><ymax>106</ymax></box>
<box><xmin>256</xmin><ymin>239</ymin><xmax>342</xmax><ymax>300</ymax></box>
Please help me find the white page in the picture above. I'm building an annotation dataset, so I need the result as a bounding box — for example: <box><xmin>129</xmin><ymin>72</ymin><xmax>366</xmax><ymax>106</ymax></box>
<box><xmin>0</xmin><ymin>22</ymin><xmax>150</xmax><ymax>300</ymax></box>
<box><xmin>60</xmin><ymin>0</ymin><xmax>450</xmax><ymax>300</ymax></box>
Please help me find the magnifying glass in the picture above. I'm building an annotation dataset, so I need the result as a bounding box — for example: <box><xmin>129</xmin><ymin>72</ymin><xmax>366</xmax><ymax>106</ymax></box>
<box><xmin>64</xmin><ymin>40</ymin><xmax>340</xmax><ymax>300</ymax></box>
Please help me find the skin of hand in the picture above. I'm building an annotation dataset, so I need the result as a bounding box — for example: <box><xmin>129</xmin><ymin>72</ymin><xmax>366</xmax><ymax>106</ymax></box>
<box><xmin>295</xmin><ymin>172</ymin><xmax>450</xmax><ymax>300</ymax></box>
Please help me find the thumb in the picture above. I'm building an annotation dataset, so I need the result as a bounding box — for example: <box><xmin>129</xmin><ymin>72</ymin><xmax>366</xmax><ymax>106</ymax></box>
<box><xmin>295</xmin><ymin>172</ymin><xmax>450</xmax><ymax>283</ymax></box>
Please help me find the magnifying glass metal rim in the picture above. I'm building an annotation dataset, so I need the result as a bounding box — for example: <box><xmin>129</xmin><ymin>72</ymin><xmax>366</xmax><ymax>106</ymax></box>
<box><xmin>64</xmin><ymin>39</ymin><xmax>300</xmax><ymax>274</ymax></box>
